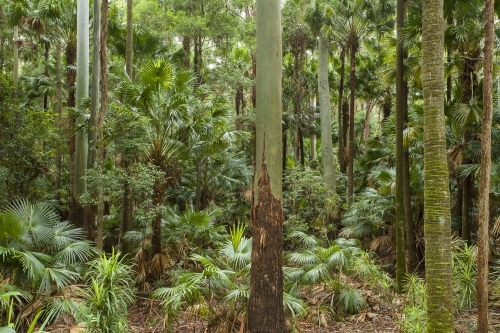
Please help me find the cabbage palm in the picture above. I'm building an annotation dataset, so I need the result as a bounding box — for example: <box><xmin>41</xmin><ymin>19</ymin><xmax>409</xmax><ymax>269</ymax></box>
<box><xmin>0</xmin><ymin>200</ymin><xmax>95</xmax><ymax>330</ymax></box>
<box><xmin>422</xmin><ymin>0</ymin><xmax>454</xmax><ymax>330</ymax></box>
<box><xmin>116</xmin><ymin>59</ymin><xmax>188</xmax><ymax>258</ymax></box>
<box><xmin>330</xmin><ymin>0</ymin><xmax>371</xmax><ymax>206</ymax></box>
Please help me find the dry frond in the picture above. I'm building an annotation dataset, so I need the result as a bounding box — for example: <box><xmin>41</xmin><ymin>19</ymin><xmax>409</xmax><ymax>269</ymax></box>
<box><xmin>134</xmin><ymin>248</ymin><xmax>149</xmax><ymax>281</ymax></box>
<box><xmin>338</xmin><ymin>228</ymin><xmax>354</xmax><ymax>238</ymax></box>
<box><xmin>447</xmin><ymin>144</ymin><xmax>463</xmax><ymax>175</ymax></box>
<box><xmin>353</xmin><ymin>312</ymin><xmax>379</xmax><ymax>322</ymax></box>
<box><xmin>369</xmin><ymin>235</ymin><xmax>392</xmax><ymax>251</ymax></box>
<box><xmin>70</xmin><ymin>324</ymin><xmax>86</xmax><ymax>333</ymax></box>
<box><xmin>492</xmin><ymin>215</ymin><xmax>500</xmax><ymax>236</ymax></box>
<box><xmin>150</xmin><ymin>252</ymin><xmax>169</xmax><ymax>277</ymax></box>
<box><xmin>243</xmin><ymin>188</ymin><xmax>252</xmax><ymax>202</ymax></box>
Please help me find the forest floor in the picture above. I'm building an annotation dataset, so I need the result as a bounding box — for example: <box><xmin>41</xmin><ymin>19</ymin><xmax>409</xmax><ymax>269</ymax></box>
<box><xmin>49</xmin><ymin>289</ymin><xmax>500</xmax><ymax>333</ymax></box>
<box><xmin>123</xmin><ymin>292</ymin><xmax>500</xmax><ymax>333</ymax></box>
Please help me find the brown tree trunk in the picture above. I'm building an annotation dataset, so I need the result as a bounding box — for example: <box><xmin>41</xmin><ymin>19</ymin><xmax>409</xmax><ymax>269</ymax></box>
<box><xmin>477</xmin><ymin>0</ymin><xmax>494</xmax><ymax>330</ymax></box>
<box><xmin>338</xmin><ymin>47</ymin><xmax>346</xmax><ymax>173</ymax></box>
<box><xmin>55</xmin><ymin>43</ymin><xmax>63</xmax><ymax>199</ymax></box>
<box><xmin>395</xmin><ymin>0</ymin><xmax>406</xmax><ymax>290</ymax></box>
<box><xmin>193</xmin><ymin>35</ymin><xmax>203</xmax><ymax>86</ymax></box>
<box><xmin>96</xmin><ymin>0</ymin><xmax>109</xmax><ymax>252</ymax></box>
<box><xmin>248</xmin><ymin>164</ymin><xmax>286</xmax><ymax>333</ymax></box>
<box><xmin>403</xmin><ymin>80</ymin><xmax>418</xmax><ymax>272</ymax></box>
<box><xmin>182</xmin><ymin>36</ymin><xmax>191</xmax><ymax>68</ymax></box>
<box><xmin>151</xmin><ymin>182</ymin><xmax>165</xmax><ymax>256</ymax></box>
<box><xmin>126</xmin><ymin>0</ymin><xmax>133</xmax><ymax>78</ymax></box>
<box><xmin>347</xmin><ymin>43</ymin><xmax>357</xmax><ymax>206</ymax></box>
<box><xmin>66</xmin><ymin>39</ymin><xmax>86</xmax><ymax>229</ymax></box>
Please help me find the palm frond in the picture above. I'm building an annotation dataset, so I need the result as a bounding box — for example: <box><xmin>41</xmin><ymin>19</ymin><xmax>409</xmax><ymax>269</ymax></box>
<box><xmin>337</xmin><ymin>288</ymin><xmax>366</xmax><ymax>314</ymax></box>
<box><xmin>288</xmin><ymin>231</ymin><xmax>320</xmax><ymax>247</ymax></box>
<box><xmin>51</xmin><ymin>241</ymin><xmax>95</xmax><ymax>267</ymax></box>
<box><xmin>38</xmin><ymin>268</ymin><xmax>78</xmax><ymax>294</ymax></box>
<box><xmin>140</xmin><ymin>59</ymin><xmax>174</xmax><ymax>90</ymax></box>
<box><xmin>284</xmin><ymin>292</ymin><xmax>308</xmax><ymax>318</ymax></box>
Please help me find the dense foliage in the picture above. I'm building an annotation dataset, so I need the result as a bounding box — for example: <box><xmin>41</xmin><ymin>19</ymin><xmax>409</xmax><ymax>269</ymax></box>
<box><xmin>1</xmin><ymin>0</ymin><xmax>500</xmax><ymax>331</ymax></box>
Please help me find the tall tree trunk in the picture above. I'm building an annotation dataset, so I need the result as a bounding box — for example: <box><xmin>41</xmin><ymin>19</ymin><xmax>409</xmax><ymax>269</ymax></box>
<box><xmin>96</xmin><ymin>0</ymin><xmax>109</xmax><ymax>252</ymax></box>
<box><xmin>477</xmin><ymin>0</ymin><xmax>494</xmax><ymax>330</ymax></box>
<box><xmin>182</xmin><ymin>36</ymin><xmax>191</xmax><ymax>69</ymax></box>
<box><xmin>88</xmin><ymin>0</ymin><xmax>100</xmax><ymax>168</ymax></box>
<box><xmin>446</xmin><ymin>15</ymin><xmax>453</xmax><ymax>103</ymax></box>
<box><xmin>251</xmin><ymin>53</ymin><xmax>256</xmax><ymax>109</ymax></box>
<box><xmin>0</xmin><ymin>37</ymin><xmax>4</xmax><ymax>73</ymax></box>
<box><xmin>122</xmin><ymin>0</ymin><xmax>135</xmax><ymax>255</ymax></box>
<box><xmin>282</xmin><ymin>121</ymin><xmax>287</xmax><ymax>175</ymax></box>
<box><xmin>347</xmin><ymin>43</ymin><xmax>357</xmax><ymax>206</ymax></box>
<box><xmin>13</xmin><ymin>26</ymin><xmax>19</xmax><ymax>88</ymax></box>
<box><xmin>395</xmin><ymin>0</ymin><xmax>406</xmax><ymax>291</ymax></box>
<box><xmin>151</xmin><ymin>182</ymin><xmax>164</xmax><ymax>257</ymax></box>
<box><xmin>193</xmin><ymin>35</ymin><xmax>203</xmax><ymax>86</ymax></box>
<box><xmin>363</xmin><ymin>102</ymin><xmax>371</xmax><ymax>143</ymax></box>
<box><xmin>310</xmin><ymin>95</ymin><xmax>317</xmax><ymax>160</ymax></box>
<box><xmin>318</xmin><ymin>35</ymin><xmax>336</xmax><ymax>194</ymax></box>
<box><xmin>461</xmin><ymin>170</ymin><xmax>472</xmax><ymax>244</ymax></box>
<box><xmin>126</xmin><ymin>0</ymin><xmax>133</xmax><ymax>78</ymax></box>
<box><xmin>66</xmin><ymin>38</ymin><xmax>81</xmax><ymax>228</ymax></box>
<box><xmin>338</xmin><ymin>47</ymin><xmax>346</xmax><ymax>173</ymax></box>
<box><xmin>74</xmin><ymin>0</ymin><xmax>90</xmax><ymax>234</ymax></box>
<box><xmin>55</xmin><ymin>43</ymin><xmax>63</xmax><ymax>199</ymax></box>
<box><xmin>403</xmin><ymin>79</ymin><xmax>418</xmax><ymax>272</ymax></box>
<box><xmin>342</xmin><ymin>100</ymin><xmax>349</xmax><ymax>173</ymax></box>
<box><xmin>422</xmin><ymin>0</ymin><xmax>454</xmax><ymax>331</ymax></box>
<box><xmin>43</xmin><ymin>42</ymin><xmax>50</xmax><ymax>110</ymax></box>
<box><xmin>247</xmin><ymin>0</ymin><xmax>285</xmax><ymax>331</ymax></box>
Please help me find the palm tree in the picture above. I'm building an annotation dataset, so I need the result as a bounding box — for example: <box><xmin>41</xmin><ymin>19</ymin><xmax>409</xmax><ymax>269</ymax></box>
<box><xmin>116</xmin><ymin>59</ymin><xmax>191</xmax><ymax>259</ymax></box>
<box><xmin>331</xmin><ymin>0</ymin><xmax>370</xmax><ymax>206</ymax></box>
<box><xmin>422</xmin><ymin>0</ymin><xmax>454</xmax><ymax>331</ymax></box>
<box><xmin>395</xmin><ymin>0</ymin><xmax>406</xmax><ymax>291</ymax></box>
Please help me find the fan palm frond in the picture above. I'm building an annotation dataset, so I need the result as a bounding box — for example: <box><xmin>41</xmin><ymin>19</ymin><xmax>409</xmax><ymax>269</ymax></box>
<box><xmin>337</xmin><ymin>288</ymin><xmax>366</xmax><ymax>314</ymax></box>
<box><xmin>140</xmin><ymin>58</ymin><xmax>174</xmax><ymax>91</ymax></box>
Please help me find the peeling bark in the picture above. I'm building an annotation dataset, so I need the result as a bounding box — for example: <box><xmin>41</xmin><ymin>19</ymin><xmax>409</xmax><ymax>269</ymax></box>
<box><xmin>248</xmin><ymin>162</ymin><xmax>286</xmax><ymax>333</ymax></box>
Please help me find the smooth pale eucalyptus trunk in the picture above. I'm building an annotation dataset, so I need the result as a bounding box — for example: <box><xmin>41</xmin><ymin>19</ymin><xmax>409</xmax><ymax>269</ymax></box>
<box><xmin>395</xmin><ymin>0</ymin><xmax>406</xmax><ymax>291</ymax></box>
<box><xmin>96</xmin><ymin>0</ymin><xmax>109</xmax><ymax>252</ymax></box>
<box><xmin>477</xmin><ymin>0</ymin><xmax>494</xmax><ymax>330</ymax></box>
<box><xmin>88</xmin><ymin>0</ymin><xmax>100</xmax><ymax>168</ymax></box>
<box><xmin>74</xmin><ymin>0</ymin><xmax>90</xmax><ymax>235</ymax></box>
<box><xmin>318</xmin><ymin>36</ymin><xmax>336</xmax><ymax>195</ymax></box>
<box><xmin>75</xmin><ymin>0</ymin><xmax>89</xmax><ymax>197</ymax></box>
<box><xmin>422</xmin><ymin>0</ymin><xmax>454</xmax><ymax>331</ymax></box>
<box><xmin>247</xmin><ymin>0</ymin><xmax>285</xmax><ymax>331</ymax></box>
<box><xmin>310</xmin><ymin>96</ymin><xmax>317</xmax><ymax>161</ymax></box>
<box><xmin>13</xmin><ymin>26</ymin><xmax>18</xmax><ymax>88</ymax></box>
